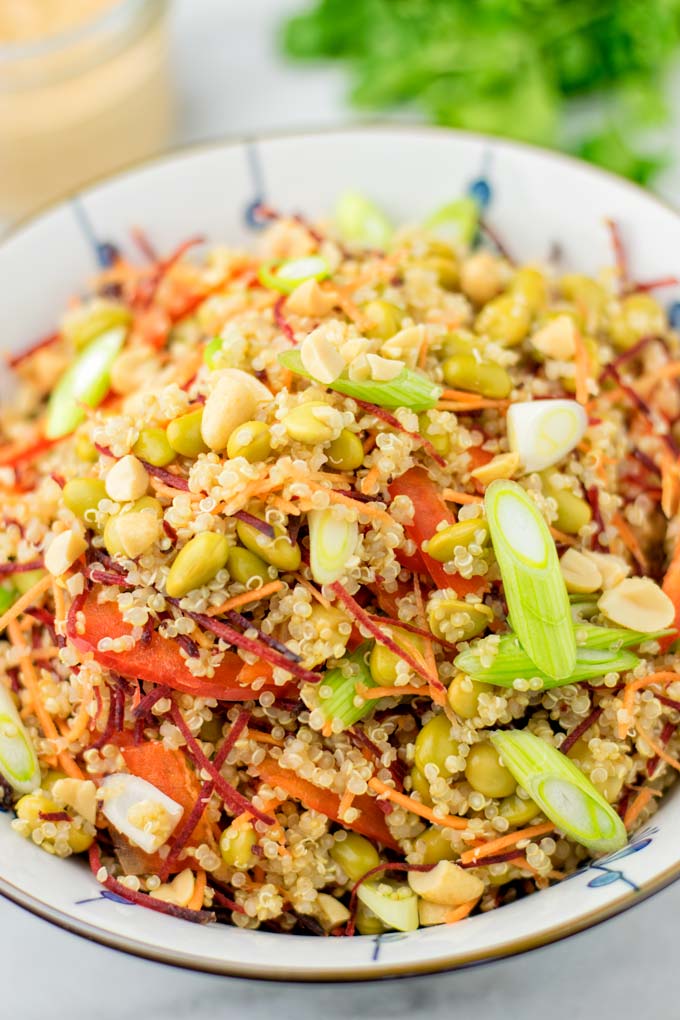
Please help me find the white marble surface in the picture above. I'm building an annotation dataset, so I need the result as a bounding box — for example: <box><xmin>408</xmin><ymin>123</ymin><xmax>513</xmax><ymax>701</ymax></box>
<box><xmin>2</xmin><ymin>1</ymin><xmax>680</xmax><ymax>1015</ymax></box>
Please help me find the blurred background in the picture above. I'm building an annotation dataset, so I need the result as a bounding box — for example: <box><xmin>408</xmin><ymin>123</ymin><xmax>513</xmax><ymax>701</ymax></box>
<box><xmin>3</xmin><ymin>0</ymin><xmax>680</xmax><ymax>227</ymax></box>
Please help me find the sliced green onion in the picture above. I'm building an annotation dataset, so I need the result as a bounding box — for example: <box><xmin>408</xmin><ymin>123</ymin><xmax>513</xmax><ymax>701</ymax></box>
<box><xmin>278</xmin><ymin>348</ymin><xmax>441</xmax><ymax>412</ymax></box>
<box><xmin>573</xmin><ymin>621</ymin><xmax>674</xmax><ymax>650</ymax></box>
<box><xmin>356</xmin><ymin>880</ymin><xmax>419</xmax><ymax>933</ymax></box>
<box><xmin>491</xmin><ymin>729</ymin><xmax>627</xmax><ymax>854</ymax></box>
<box><xmin>308</xmin><ymin>508</ymin><xmax>359</xmax><ymax>586</ymax></box>
<box><xmin>318</xmin><ymin>644</ymin><xmax>379</xmax><ymax>731</ymax></box>
<box><xmin>204</xmin><ymin>336</ymin><xmax>224</xmax><ymax>370</ymax></box>
<box><xmin>334</xmin><ymin>191</ymin><xmax>393</xmax><ymax>249</ymax></box>
<box><xmin>45</xmin><ymin>326</ymin><xmax>127</xmax><ymax>439</ymax></box>
<box><xmin>0</xmin><ymin>584</ymin><xmax>18</xmax><ymax>619</ymax></box>
<box><xmin>485</xmin><ymin>479</ymin><xmax>576</xmax><ymax>680</ymax></box>
<box><xmin>455</xmin><ymin>634</ymin><xmax>639</xmax><ymax>689</ymax></box>
<box><xmin>258</xmin><ymin>255</ymin><xmax>330</xmax><ymax>294</ymax></box>
<box><xmin>0</xmin><ymin>685</ymin><xmax>40</xmax><ymax>794</ymax></box>
<box><xmin>507</xmin><ymin>399</ymin><xmax>588</xmax><ymax>474</ymax></box>
<box><xmin>425</xmin><ymin>197</ymin><xmax>478</xmax><ymax>247</ymax></box>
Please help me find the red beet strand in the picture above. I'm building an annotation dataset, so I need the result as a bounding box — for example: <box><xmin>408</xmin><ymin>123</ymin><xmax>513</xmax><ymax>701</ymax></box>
<box><xmin>7</xmin><ymin>331</ymin><xmax>60</xmax><ymax>370</ymax></box>
<box><xmin>138</xmin><ymin>460</ymin><xmax>190</xmax><ymax>491</ymax></box>
<box><xmin>273</xmin><ymin>295</ymin><xmax>296</xmax><ymax>344</ymax></box>
<box><xmin>560</xmin><ymin>705</ymin><xmax>603</xmax><ymax>755</ymax></box>
<box><xmin>354</xmin><ymin>399</ymin><xmax>447</xmax><ymax>468</ymax></box>
<box><xmin>0</xmin><ymin>558</ymin><xmax>43</xmax><ymax>576</ymax></box>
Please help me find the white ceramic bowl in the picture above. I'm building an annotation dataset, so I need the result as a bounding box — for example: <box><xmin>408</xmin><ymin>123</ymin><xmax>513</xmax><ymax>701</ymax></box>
<box><xmin>1</xmin><ymin>127</ymin><xmax>679</xmax><ymax>981</ymax></box>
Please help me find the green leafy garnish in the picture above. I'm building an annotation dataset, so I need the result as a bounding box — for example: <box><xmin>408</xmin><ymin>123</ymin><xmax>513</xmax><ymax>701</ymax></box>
<box><xmin>491</xmin><ymin>729</ymin><xmax>627</xmax><ymax>853</ymax></box>
<box><xmin>281</xmin><ymin>0</ymin><xmax>677</xmax><ymax>183</ymax></box>
<box><xmin>278</xmin><ymin>348</ymin><xmax>441</xmax><ymax>411</ymax></box>
<box><xmin>484</xmin><ymin>479</ymin><xmax>576</xmax><ymax>681</ymax></box>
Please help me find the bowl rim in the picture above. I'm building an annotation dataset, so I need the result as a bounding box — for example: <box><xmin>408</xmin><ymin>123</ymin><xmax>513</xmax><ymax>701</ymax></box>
<box><xmin>1</xmin><ymin>122</ymin><xmax>680</xmax><ymax>981</ymax></box>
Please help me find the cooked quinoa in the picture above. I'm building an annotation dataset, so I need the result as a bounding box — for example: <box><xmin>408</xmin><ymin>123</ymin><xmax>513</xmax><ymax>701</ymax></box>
<box><xmin>1</xmin><ymin>201</ymin><xmax>680</xmax><ymax>935</ymax></box>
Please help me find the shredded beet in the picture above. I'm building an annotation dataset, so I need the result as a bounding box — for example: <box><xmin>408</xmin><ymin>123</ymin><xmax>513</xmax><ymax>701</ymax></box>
<box><xmin>366</xmin><ymin>612</ymin><xmax>458</xmax><ymax>654</ymax></box>
<box><xmin>130</xmin><ymin>226</ymin><xmax>159</xmax><ymax>263</ymax></box>
<box><xmin>331</xmin><ymin>582</ymin><xmax>438</xmax><ymax>687</ymax></box>
<box><xmin>344</xmin><ymin>861</ymin><xmax>434</xmax><ymax>937</ymax></box>
<box><xmin>630</xmin><ymin>277</ymin><xmax>680</xmax><ymax>293</ymax></box>
<box><xmin>161</xmin><ymin>710</ymin><xmax>252</xmax><ymax>878</ymax></box>
<box><xmin>50</xmin><ymin>473</ymin><xmax>66</xmax><ymax>489</ymax></box>
<box><xmin>585</xmin><ymin>486</ymin><xmax>606</xmax><ymax>551</ymax></box>
<box><xmin>138</xmin><ymin>460</ymin><xmax>190</xmax><ymax>491</ymax></box>
<box><xmin>39</xmin><ymin>811</ymin><xmax>71</xmax><ymax>822</ymax></box>
<box><xmin>631</xmin><ymin>448</ymin><xmax>660</xmax><ymax>477</ymax></box>
<box><xmin>169</xmin><ymin>702</ymin><xmax>274</xmax><ymax>826</ymax></box>
<box><xmin>233</xmin><ymin>510</ymin><xmax>275</xmax><ymax>539</ymax></box>
<box><xmin>169</xmin><ymin>602</ymin><xmax>321</xmax><ymax>684</ymax></box>
<box><xmin>88</xmin><ymin>567</ymin><xmax>134</xmax><ymax>588</ymax></box>
<box><xmin>132</xmin><ymin>684</ymin><xmax>172</xmax><ymax>719</ymax></box>
<box><xmin>212</xmin><ymin>888</ymin><xmax>247</xmax><ymax>914</ymax></box>
<box><xmin>88</xmin><ymin>843</ymin><xmax>216</xmax><ymax>924</ymax></box>
<box><xmin>27</xmin><ymin>607</ymin><xmax>57</xmax><ymax>644</ymax></box>
<box><xmin>273</xmin><ymin>295</ymin><xmax>296</xmax><ymax>344</ymax></box>
<box><xmin>94</xmin><ymin>442</ymin><xmax>114</xmax><ymax>458</ymax></box>
<box><xmin>604</xmin><ymin>335</ymin><xmax>668</xmax><ymax>374</ymax></box>
<box><xmin>601</xmin><ymin>364</ymin><xmax>679</xmax><ymax>457</ymax></box>
<box><xmin>349</xmin><ymin>727</ymin><xmax>405</xmax><ymax>791</ymax></box>
<box><xmin>560</xmin><ymin>705</ymin><xmax>604</xmax><ymax>755</ymax></box>
<box><xmin>162</xmin><ymin>519</ymin><xmax>178</xmax><ymax>543</ymax></box>
<box><xmin>606</xmin><ymin>218</ymin><xmax>629</xmax><ymax>291</ymax></box>
<box><xmin>479</xmin><ymin>219</ymin><xmax>515</xmax><ymax>264</ymax></box>
<box><xmin>657</xmin><ymin>694</ymin><xmax>680</xmax><ymax>712</ymax></box>
<box><xmin>7</xmin><ymin>331</ymin><xmax>60</xmax><ymax>370</ymax></box>
<box><xmin>0</xmin><ymin>558</ymin><xmax>43</xmax><ymax>576</ymax></box>
<box><xmin>177</xmin><ymin>633</ymin><xmax>200</xmax><ymax>660</ymax></box>
<box><xmin>647</xmin><ymin>719</ymin><xmax>676</xmax><ymax>778</ymax></box>
<box><xmin>134</xmin><ymin>235</ymin><xmax>205</xmax><ymax>309</ymax></box>
<box><xmin>226</xmin><ymin>610</ymin><xmax>301</xmax><ymax>663</ymax></box>
<box><xmin>354</xmin><ymin>399</ymin><xmax>447</xmax><ymax>468</ymax></box>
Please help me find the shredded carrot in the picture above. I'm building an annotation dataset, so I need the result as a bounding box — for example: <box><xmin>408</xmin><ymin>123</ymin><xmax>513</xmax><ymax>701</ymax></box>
<box><xmin>187</xmin><ymin>869</ymin><xmax>207</xmax><ymax>912</ymax></box>
<box><xmin>437</xmin><ymin>399</ymin><xmax>509</xmax><ymax>412</ymax></box>
<box><xmin>300</xmin><ymin>484</ymin><xmax>394</xmax><ymax>524</ymax></box>
<box><xmin>337</xmin><ymin>788</ymin><xmax>355</xmax><ymax>822</ymax></box>
<box><xmin>56</xmin><ymin>683</ymin><xmax>94</xmax><ymax>746</ymax></box>
<box><xmin>442</xmin><ymin>898</ymin><xmax>479</xmax><ymax>924</ymax></box>
<box><xmin>7</xmin><ymin>619</ymin><xmax>83</xmax><ymax>779</ymax></box>
<box><xmin>440</xmin><ymin>388</ymin><xmax>501</xmax><ymax>404</ymax></box>
<box><xmin>367</xmin><ymin>776</ymin><xmax>468</xmax><ymax>831</ymax></box>
<box><xmin>207</xmin><ymin>580</ymin><xmax>284</xmax><ymax>617</ymax></box>
<box><xmin>356</xmin><ymin>683</ymin><xmax>426</xmax><ymax>700</ymax></box>
<box><xmin>245</xmin><ymin>729</ymin><xmax>284</xmax><ymax>747</ymax></box>
<box><xmin>294</xmin><ymin>574</ymin><xmax>332</xmax><ymax>610</ymax></box>
<box><xmin>611</xmin><ymin>512</ymin><xmax>648</xmax><ymax>572</ymax></box>
<box><xmin>572</xmin><ymin>328</ymin><xmax>591</xmax><ymax>406</ymax></box>
<box><xmin>269</xmin><ymin>494</ymin><xmax>301</xmax><ymax>516</ymax></box>
<box><xmin>637</xmin><ymin>724</ymin><xmax>680</xmax><ymax>773</ymax></box>
<box><xmin>413</xmin><ymin>574</ymin><xmax>445</xmax><ymax>705</ymax></box>
<box><xmin>660</xmin><ymin>449</ymin><xmax>680</xmax><ymax>520</ymax></box>
<box><xmin>362</xmin><ymin>433</ymin><xmax>377</xmax><ymax>455</ymax></box>
<box><xmin>360</xmin><ymin>465</ymin><xmax>381</xmax><ymax>496</ymax></box>
<box><xmin>619</xmin><ymin>671</ymin><xmax>680</xmax><ymax>739</ymax></box>
<box><xmin>637</xmin><ymin>359</ymin><xmax>680</xmax><ymax>396</ymax></box>
<box><xmin>0</xmin><ymin>572</ymin><xmax>52</xmax><ymax>632</ymax></box>
<box><xmin>549</xmin><ymin>526</ymin><xmax>578</xmax><ymax>547</ymax></box>
<box><xmin>322</xmin><ymin>720</ymin><xmax>333</xmax><ymax>738</ymax></box>
<box><xmin>441</xmin><ymin>489</ymin><xmax>483</xmax><ymax>505</ymax></box>
<box><xmin>28</xmin><ymin>646</ymin><xmax>61</xmax><ymax>661</ymax></box>
<box><xmin>623</xmin><ymin>786</ymin><xmax>657</xmax><ymax>829</ymax></box>
<box><xmin>459</xmin><ymin>822</ymin><xmax>555</xmax><ymax>865</ymax></box>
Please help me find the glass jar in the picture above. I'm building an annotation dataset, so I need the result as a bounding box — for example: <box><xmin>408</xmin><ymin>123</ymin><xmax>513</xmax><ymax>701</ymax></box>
<box><xmin>0</xmin><ymin>0</ymin><xmax>173</xmax><ymax>223</ymax></box>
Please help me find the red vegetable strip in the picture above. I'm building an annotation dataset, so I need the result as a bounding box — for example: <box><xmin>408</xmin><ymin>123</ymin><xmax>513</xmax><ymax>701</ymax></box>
<box><xmin>138</xmin><ymin>459</ymin><xmax>190</xmax><ymax>491</ymax></box>
<box><xmin>88</xmin><ymin>844</ymin><xmax>216</xmax><ymax>924</ymax></box>
<box><xmin>354</xmin><ymin>399</ymin><xmax>446</xmax><ymax>468</ymax></box>
<box><xmin>169</xmin><ymin>702</ymin><xmax>274</xmax><ymax>826</ymax></box>
<box><xmin>0</xmin><ymin>559</ymin><xmax>43</xmax><ymax>576</ymax></box>
<box><xmin>330</xmin><ymin>581</ymin><xmax>438</xmax><ymax>687</ymax></box>
<box><xmin>274</xmin><ymin>295</ymin><xmax>296</xmax><ymax>344</ymax></box>
<box><xmin>560</xmin><ymin>705</ymin><xmax>604</xmax><ymax>755</ymax></box>
<box><xmin>646</xmin><ymin>720</ymin><xmax>676</xmax><ymax>778</ymax></box>
<box><xmin>366</xmin><ymin>612</ymin><xmax>458</xmax><ymax>653</ymax></box>
<box><xmin>606</xmin><ymin>218</ymin><xmax>629</xmax><ymax>291</ymax></box>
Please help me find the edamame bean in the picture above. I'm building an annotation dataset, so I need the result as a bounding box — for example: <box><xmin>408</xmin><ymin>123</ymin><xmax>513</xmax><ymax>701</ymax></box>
<box><xmin>166</xmin><ymin>532</ymin><xmax>230</xmax><ymax>598</ymax></box>
<box><xmin>409</xmin><ymin>767</ymin><xmax>433</xmax><ymax>805</ymax></box>
<box><xmin>417</xmin><ymin>414</ymin><xmax>450</xmax><ymax>457</ymax></box>
<box><xmin>128</xmin><ymin>495</ymin><xmax>163</xmax><ymax>518</ymax></box>
<box><xmin>282</xmin><ymin>402</ymin><xmax>336</xmax><ymax>445</ymax></box>
<box><xmin>442</xmin><ymin>354</ymin><xmax>512</xmax><ymax>399</ymax></box>
<box><xmin>14</xmin><ymin>569</ymin><xmax>46</xmax><ymax>595</ymax></box>
<box><xmin>440</xmin><ymin>331</ymin><xmax>476</xmax><ymax>360</ymax></box>
<box><xmin>236</xmin><ymin>515</ymin><xmax>301</xmax><ymax>572</ymax></box>
<box><xmin>62</xmin><ymin>478</ymin><xmax>107</xmax><ymax>522</ymax></box>
<box><xmin>330</xmin><ymin>833</ymin><xmax>380</xmax><ymax>881</ymax></box>
<box><xmin>559</xmin><ymin>274</ymin><xmax>606</xmax><ymax>329</ymax></box>
<box><xmin>608</xmin><ymin>293</ymin><xmax>667</xmax><ymax>350</ymax></box>
<box><xmin>540</xmin><ymin>472</ymin><xmax>592</xmax><ymax>534</ymax></box>
<box><xmin>418</xmin><ymin>826</ymin><xmax>457</xmax><ymax>865</ymax></box>
<box><xmin>420</xmin><ymin>254</ymin><xmax>459</xmax><ymax>290</ymax></box>
<box><xmin>74</xmin><ymin>433</ymin><xmax>98</xmax><ymax>462</ymax></box>
<box><xmin>166</xmin><ymin>409</ymin><xmax>208</xmax><ymax>457</ymax></box>
<box><xmin>133</xmin><ymin>428</ymin><xmax>176</xmax><ymax>467</ymax></box>
<box><xmin>227</xmin><ymin>546</ymin><xmax>272</xmax><ymax>587</ymax></box>
<box><xmin>465</xmin><ymin>742</ymin><xmax>516</xmax><ymax>797</ymax></box>
<box><xmin>354</xmin><ymin>901</ymin><xmax>387</xmax><ymax>935</ymax></box>
<box><xmin>499</xmin><ymin>793</ymin><xmax>540</xmax><ymax>827</ymax></box>
<box><xmin>363</xmin><ymin>300</ymin><xmax>403</xmax><ymax>340</ymax></box>
<box><xmin>425</xmin><ymin>520</ymin><xmax>489</xmax><ymax>563</ymax></box>
<box><xmin>414</xmin><ymin>715</ymin><xmax>460</xmax><ymax>777</ymax></box>
<box><xmin>447</xmin><ymin>675</ymin><xmax>493</xmax><ymax>720</ymax></box>
<box><xmin>427</xmin><ymin>597</ymin><xmax>493</xmax><ymax>643</ymax></box>
<box><xmin>326</xmin><ymin>429</ymin><xmax>364</xmax><ymax>471</ymax></box>
<box><xmin>369</xmin><ymin>629</ymin><xmax>425</xmax><ymax>687</ymax></box>
<box><xmin>511</xmin><ymin>267</ymin><xmax>547</xmax><ymax>312</ymax></box>
<box><xmin>226</xmin><ymin>420</ymin><xmax>272</xmax><ymax>463</ymax></box>
<box><xmin>475</xmin><ymin>295</ymin><xmax>531</xmax><ymax>346</ymax></box>
<box><xmin>220</xmin><ymin>823</ymin><xmax>257</xmax><ymax>869</ymax></box>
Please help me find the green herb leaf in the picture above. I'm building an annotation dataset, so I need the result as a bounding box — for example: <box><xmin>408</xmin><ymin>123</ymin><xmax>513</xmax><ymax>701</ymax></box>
<box><xmin>491</xmin><ymin>729</ymin><xmax>627</xmax><ymax>854</ymax></box>
<box><xmin>278</xmin><ymin>348</ymin><xmax>441</xmax><ymax>411</ymax></box>
<box><xmin>45</xmin><ymin>326</ymin><xmax>127</xmax><ymax>439</ymax></box>
<box><xmin>484</xmin><ymin>479</ymin><xmax>576</xmax><ymax>680</ymax></box>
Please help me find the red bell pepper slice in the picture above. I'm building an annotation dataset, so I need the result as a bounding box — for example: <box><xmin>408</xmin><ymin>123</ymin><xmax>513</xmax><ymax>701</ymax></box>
<box><xmin>67</xmin><ymin>589</ymin><xmax>297</xmax><ymax>700</ymax></box>
<box><xmin>388</xmin><ymin>466</ymin><xmax>486</xmax><ymax>595</ymax></box>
